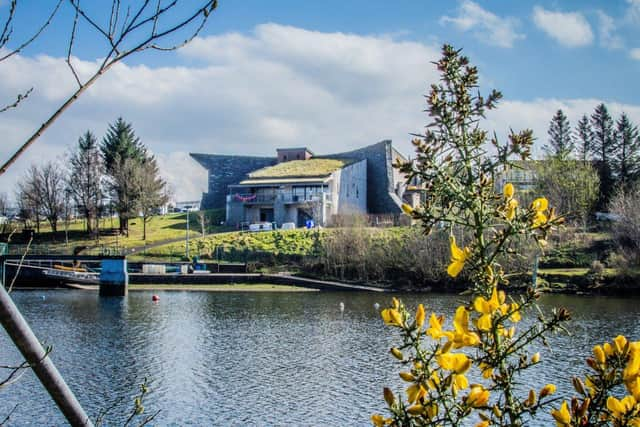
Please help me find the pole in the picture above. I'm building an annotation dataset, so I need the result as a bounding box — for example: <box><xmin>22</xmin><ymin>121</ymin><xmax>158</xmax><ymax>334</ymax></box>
<box><xmin>0</xmin><ymin>286</ymin><xmax>93</xmax><ymax>426</ymax></box>
<box><xmin>186</xmin><ymin>209</ymin><xmax>190</xmax><ymax>259</ymax></box>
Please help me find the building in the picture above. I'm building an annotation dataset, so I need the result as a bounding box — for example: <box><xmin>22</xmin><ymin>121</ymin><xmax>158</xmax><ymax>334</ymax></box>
<box><xmin>190</xmin><ymin>140</ymin><xmax>421</xmax><ymax>227</ymax></box>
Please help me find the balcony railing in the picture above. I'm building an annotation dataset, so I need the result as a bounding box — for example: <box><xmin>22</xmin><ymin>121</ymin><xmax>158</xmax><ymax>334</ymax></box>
<box><xmin>230</xmin><ymin>193</ymin><xmax>330</xmax><ymax>204</ymax></box>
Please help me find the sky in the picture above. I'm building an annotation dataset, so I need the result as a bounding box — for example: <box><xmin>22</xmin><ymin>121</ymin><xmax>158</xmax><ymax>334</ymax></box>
<box><xmin>1</xmin><ymin>0</ymin><xmax>639</xmax><ymax>204</ymax></box>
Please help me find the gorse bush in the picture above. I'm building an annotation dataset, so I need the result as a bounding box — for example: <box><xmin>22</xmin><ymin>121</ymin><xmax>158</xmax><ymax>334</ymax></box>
<box><xmin>372</xmin><ymin>45</ymin><xmax>640</xmax><ymax>427</ymax></box>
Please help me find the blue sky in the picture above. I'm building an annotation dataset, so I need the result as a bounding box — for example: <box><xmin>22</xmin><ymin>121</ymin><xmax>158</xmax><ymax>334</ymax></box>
<box><xmin>1</xmin><ymin>0</ymin><xmax>639</xmax><ymax>201</ymax></box>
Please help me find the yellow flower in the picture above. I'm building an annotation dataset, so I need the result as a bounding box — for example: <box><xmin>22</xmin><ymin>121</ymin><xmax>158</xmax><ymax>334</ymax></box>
<box><xmin>466</xmin><ymin>385</ymin><xmax>490</xmax><ymax>407</ymax></box>
<box><xmin>503</xmin><ymin>182</ymin><xmax>515</xmax><ymax>199</ymax></box>
<box><xmin>449</xmin><ymin>306</ymin><xmax>480</xmax><ymax>348</ymax></box>
<box><xmin>415</xmin><ymin>304</ymin><xmax>426</xmax><ymax>330</ymax></box>
<box><xmin>407</xmin><ymin>404</ymin><xmax>424</xmax><ymax>415</ymax></box>
<box><xmin>371</xmin><ymin>414</ymin><xmax>386</xmax><ymax>426</ymax></box>
<box><xmin>475</xmin><ymin>421</ymin><xmax>490</xmax><ymax>427</ymax></box>
<box><xmin>452</xmin><ymin>373</ymin><xmax>469</xmax><ymax>394</ymax></box>
<box><xmin>607</xmin><ymin>395</ymin><xmax>636</xmax><ymax>420</ymax></box>
<box><xmin>593</xmin><ymin>345</ymin><xmax>606</xmax><ymax>364</ymax></box>
<box><xmin>473</xmin><ymin>286</ymin><xmax>505</xmax><ymax>331</ymax></box>
<box><xmin>437</xmin><ymin>352</ymin><xmax>471</xmax><ymax>374</ymax></box>
<box><xmin>532</xmin><ymin>352</ymin><xmax>541</xmax><ymax>364</ymax></box>
<box><xmin>406</xmin><ymin>383</ymin><xmax>427</xmax><ymax>404</ymax></box>
<box><xmin>614</xmin><ymin>335</ymin><xmax>629</xmax><ymax>355</ymax></box>
<box><xmin>447</xmin><ymin>235</ymin><xmax>471</xmax><ymax>278</ymax></box>
<box><xmin>509</xmin><ymin>303</ymin><xmax>521</xmax><ymax>322</ymax></box>
<box><xmin>506</xmin><ymin>198</ymin><xmax>518</xmax><ymax>220</ymax></box>
<box><xmin>390</xmin><ymin>347</ymin><xmax>404</xmax><ymax>361</ymax></box>
<box><xmin>399</xmin><ymin>372</ymin><xmax>415</xmax><ymax>382</ymax></box>
<box><xmin>531</xmin><ymin>197</ymin><xmax>549</xmax><ymax>227</ymax></box>
<box><xmin>551</xmin><ymin>401</ymin><xmax>572</xmax><ymax>426</ymax></box>
<box><xmin>381</xmin><ymin>308</ymin><xmax>404</xmax><ymax>328</ymax></box>
<box><xmin>427</xmin><ymin>313</ymin><xmax>450</xmax><ymax>340</ymax></box>
<box><xmin>540</xmin><ymin>384</ymin><xmax>557</xmax><ymax>399</ymax></box>
<box><xmin>401</xmin><ymin>203</ymin><xmax>414</xmax><ymax>215</ymax></box>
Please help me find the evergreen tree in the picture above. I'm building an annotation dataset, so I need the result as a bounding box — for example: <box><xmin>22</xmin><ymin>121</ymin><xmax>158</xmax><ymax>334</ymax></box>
<box><xmin>615</xmin><ymin>113</ymin><xmax>640</xmax><ymax>190</ymax></box>
<box><xmin>590</xmin><ymin>103</ymin><xmax>617</xmax><ymax>209</ymax></box>
<box><xmin>575</xmin><ymin>114</ymin><xmax>593</xmax><ymax>163</ymax></box>
<box><xmin>101</xmin><ymin>118</ymin><xmax>147</xmax><ymax>234</ymax></box>
<box><xmin>100</xmin><ymin>117</ymin><xmax>147</xmax><ymax>173</ymax></box>
<box><xmin>68</xmin><ymin>131</ymin><xmax>103</xmax><ymax>235</ymax></box>
<box><xmin>544</xmin><ymin>109</ymin><xmax>574</xmax><ymax>159</ymax></box>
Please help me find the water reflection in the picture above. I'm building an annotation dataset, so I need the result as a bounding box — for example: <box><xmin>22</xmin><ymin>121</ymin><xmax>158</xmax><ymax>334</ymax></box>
<box><xmin>0</xmin><ymin>290</ymin><xmax>638</xmax><ymax>425</ymax></box>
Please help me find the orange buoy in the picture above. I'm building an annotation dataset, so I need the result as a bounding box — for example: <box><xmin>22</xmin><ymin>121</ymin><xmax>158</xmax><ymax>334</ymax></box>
<box><xmin>152</xmin><ymin>295</ymin><xmax>160</xmax><ymax>302</ymax></box>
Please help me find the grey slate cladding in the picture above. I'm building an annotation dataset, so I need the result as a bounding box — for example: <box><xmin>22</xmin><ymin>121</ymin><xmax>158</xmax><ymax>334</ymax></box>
<box><xmin>189</xmin><ymin>140</ymin><xmax>405</xmax><ymax>214</ymax></box>
<box><xmin>190</xmin><ymin>153</ymin><xmax>276</xmax><ymax>210</ymax></box>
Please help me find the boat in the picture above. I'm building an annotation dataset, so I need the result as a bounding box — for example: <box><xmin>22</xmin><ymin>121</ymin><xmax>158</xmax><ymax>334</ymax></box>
<box><xmin>43</xmin><ymin>265</ymin><xmax>99</xmax><ymax>285</ymax></box>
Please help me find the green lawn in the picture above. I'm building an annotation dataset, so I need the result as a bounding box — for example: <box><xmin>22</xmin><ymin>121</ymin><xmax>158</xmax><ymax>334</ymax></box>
<box><xmin>5</xmin><ymin>210</ymin><xmax>228</xmax><ymax>255</ymax></box>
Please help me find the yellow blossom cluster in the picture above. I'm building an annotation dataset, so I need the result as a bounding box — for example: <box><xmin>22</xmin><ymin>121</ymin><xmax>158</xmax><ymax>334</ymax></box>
<box><xmin>552</xmin><ymin>335</ymin><xmax>640</xmax><ymax>427</ymax></box>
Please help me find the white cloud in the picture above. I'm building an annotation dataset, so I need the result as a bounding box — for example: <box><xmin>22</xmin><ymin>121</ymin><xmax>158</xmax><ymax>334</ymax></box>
<box><xmin>532</xmin><ymin>6</ymin><xmax>594</xmax><ymax>47</ymax></box>
<box><xmin>626</xmin><ymin>0</ymin><xmax>640</xmax><ymax>24</ymax></box>
<box><xmin>596</xmin><ymin>11</ymin><xmax>623</xmax><ymax>49</ymax></box>
<box><xmin>439</xmin><ymin>1</ymin><xmax>524</xmax><ymax>48</ymax></box>
<box><xmin>0</xmin><ymin>23</ymin><xmax>639</xmax><ymax>205</ymax></box>
<box><xmin>630</xmin><ymin>48</ymin><xmax>640</xmax><ymax>60</ymax></box>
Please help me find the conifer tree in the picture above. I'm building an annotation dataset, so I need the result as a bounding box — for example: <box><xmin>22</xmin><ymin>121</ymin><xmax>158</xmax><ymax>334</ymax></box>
<box><xmin>100</xmin><ymin>117</ymin><xmax>147</xmax><ymax>173</ymax></box>
<box><xmin>575</xmin><ymin>114</ymin><xmax>593</xmax><ymax>163</ymax></box>
<box><xmin>101</xmin><ymin>118</ymin><xmax>148</xmax><ymax>235</ymax></box>
<box><xmin>615</xmin><ymin>113</ymin><xmax>640</xmax><ymax>190</ymax></box>
<box><xmin>68</xmin><ymin>131</ymin><xmax>103</xmax><ymax>235</ymax></box>
<box><xmin>544</xmin><ymin>109</ymin><xmax>573</xmax><ymax>159</ymax></box>
<box><xmin>590</xmin><ymin>103</ymin><xmax>617</xmax><ymax>209</ymax></box>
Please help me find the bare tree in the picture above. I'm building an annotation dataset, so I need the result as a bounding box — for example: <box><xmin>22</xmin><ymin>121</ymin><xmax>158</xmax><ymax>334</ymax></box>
<box><xmin>37</xmin><ymin>161</ymin><xmax>66</xmax><ymax>233</ymax></box>
<box><xmin>15</xmin><ymin>165</ymin><xmax>42</xmax><ymax>232</ymax></box>
<box><xmin>133</xmin><ymin>156</ymin><xmax>168</xmax><ymax>240</ymax></box>
<box><xmin>0</xmin><ymin>192</ymin><xmax>8</xmax><ymax>216</ymax></box>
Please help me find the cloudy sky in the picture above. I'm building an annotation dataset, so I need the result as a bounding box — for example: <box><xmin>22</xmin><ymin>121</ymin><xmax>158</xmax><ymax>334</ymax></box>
<box><xmin>1</xmin><ymin>0</ymin><xmax>639</xmax><ymax>203</ymax></box>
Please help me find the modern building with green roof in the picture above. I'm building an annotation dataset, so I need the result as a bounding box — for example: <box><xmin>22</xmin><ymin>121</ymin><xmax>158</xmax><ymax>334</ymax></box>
<box><xmin>190</xmin><ymin>141</ymin><xmax>420</xmax><ymax>227</ymax></box>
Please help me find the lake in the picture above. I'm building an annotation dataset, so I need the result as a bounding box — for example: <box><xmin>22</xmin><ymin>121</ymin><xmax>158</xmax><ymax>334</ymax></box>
<box><xmin>1</xmin><ymin>289</ymin><xmax>639</xmax><ymax>426</ymax></box>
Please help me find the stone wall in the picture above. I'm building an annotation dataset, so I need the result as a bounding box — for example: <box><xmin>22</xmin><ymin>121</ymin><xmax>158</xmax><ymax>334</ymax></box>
<box><xmin>190</xmin><ymin>153</ymin><xmax>276</xmax><ymax>209</ymax></box>
<box><xmin>326</xmin><ymin>140</ymin><xmax>405</xmax><ymax>214</ymax></box>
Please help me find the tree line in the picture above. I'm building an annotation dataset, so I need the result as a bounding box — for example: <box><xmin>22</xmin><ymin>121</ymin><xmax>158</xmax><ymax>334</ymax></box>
<box><xmin>14</xmin><ymin>117</ymin><xmax>168</xmax><ymax>240</ymax></box>
<box><xmin>543</xmin><ymin>104</ymin><xmax>640</xmax><ymax>210</ymax></box>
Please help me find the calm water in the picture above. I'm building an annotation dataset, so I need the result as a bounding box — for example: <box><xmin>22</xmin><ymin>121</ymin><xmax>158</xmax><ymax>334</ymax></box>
<box><xmin>0</xmin><ymin>290</ymin><xmax>639</xmax><ymax>426</ymax></box>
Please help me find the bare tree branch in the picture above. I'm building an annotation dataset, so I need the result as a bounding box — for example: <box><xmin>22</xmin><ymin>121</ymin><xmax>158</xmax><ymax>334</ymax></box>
<box><xmin>0</xmin><ymin>0</ymin><xmax>17</xmax><ymax>49</ymax></box>
<box><xmin>0</xmin><ymin>88</ymin><xmax>33</xmax><ymax>113</ymax></box>
<box><xmin>0</xmin><ymin>403</ymin><xmax>18</xmax><ymax>426</ymax></box>
<box><xmin>66</xmin><ymin>0</ymin><xmax>82</xmax><ymax>88</ymax></box>
<box><xmin>0</xmin><ymin>0</ymin><xmax>64</xmax><ymax>62</ymax></box>
<box><xmin>0</xmin><ymin>0</ymin><xmax>217</xmax><ymax>177</ymax></box>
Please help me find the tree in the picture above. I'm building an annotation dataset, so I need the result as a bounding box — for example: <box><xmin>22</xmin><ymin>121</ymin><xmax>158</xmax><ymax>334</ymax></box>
<box><xmin>0</xmin><ymin>192</ymin><xmax>8</xmax><ymax>216</ymax></box>
<box><xmin>101</xmin><ymin>118</ymin><xmax>147</xmax><ymax>235</ymax></box>
<box><xmin>544</xmin><ymin>109</ymin><xmax>573</xmax><ymax>159</ymax></box>
<box><xmin>575</xmin><ymin>114</ymin><xmax>593</xmax><ymax>163</ymax></box>
<box><xmin>614</xmin><ymin>113</ymin><xmax>640</xmax><ymax>190</ymax></box>
<box><xmin>37</xmin><ymin>161</ymin><xmax>66</xmax><ymax>233</ymax></box>
<box><xmin>106</xmin><ymin>156</ymin><xmax>139</xmax><ymax>237</ymax></box>
<box><xmin>16</xmin><ymin>165</ymin><xmax>43</xmax><ymax>232</ymax></box>
<box><xmin>590</xmin><ymin>103</ymin><xmax>617</xmax><ymax>209</ymax></box>
<box><xmin>609</xmin><ymin>183</ymin><xmax>640</xmax><ymax>260</ymax></box>
<box><xmin>535</xmin><ymin>158</ymin><xmax>599</xmax><ymax>230</ymax></box>
<box><xmin>133</xmin><ymin>156</ymin><xmax>168</xmax><ymax>241</ymax></box>
<box><xmin>68</xmin><ymin>130</ymin><xmax>103</xmax><ymax>236</ymax></box>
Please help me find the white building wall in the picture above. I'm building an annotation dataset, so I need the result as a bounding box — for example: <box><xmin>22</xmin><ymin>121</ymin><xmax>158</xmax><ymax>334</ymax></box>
<box><xmin>334</xmin><ymin>159</ymin><xmax>367</xmax><ymax>215</ymax></box>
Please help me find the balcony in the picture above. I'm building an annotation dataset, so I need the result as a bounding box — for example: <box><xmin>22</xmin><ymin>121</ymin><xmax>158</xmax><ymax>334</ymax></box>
<box><xmin>231</xmin><ymin>193</ymin><xmax>276</xmax><ymax>204</ymax></box>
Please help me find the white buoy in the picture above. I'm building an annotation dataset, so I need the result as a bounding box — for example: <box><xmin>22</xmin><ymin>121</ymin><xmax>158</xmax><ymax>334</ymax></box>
<box><xmin>339</xmin><ymin>302</ymin><xmax>345</xmax><ymax>312</ymax></box>
<box><xmin>373</xmin><ymin>302</ymin><xmax>380</xmax><ymax>310</ymax></box>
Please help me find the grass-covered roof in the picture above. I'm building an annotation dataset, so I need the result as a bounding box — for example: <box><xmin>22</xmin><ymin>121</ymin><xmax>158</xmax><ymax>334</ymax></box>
<box><xmin>248</xmin><ymin>158</ymin><xmax>349</xmax><ymax>179</ymax></box>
